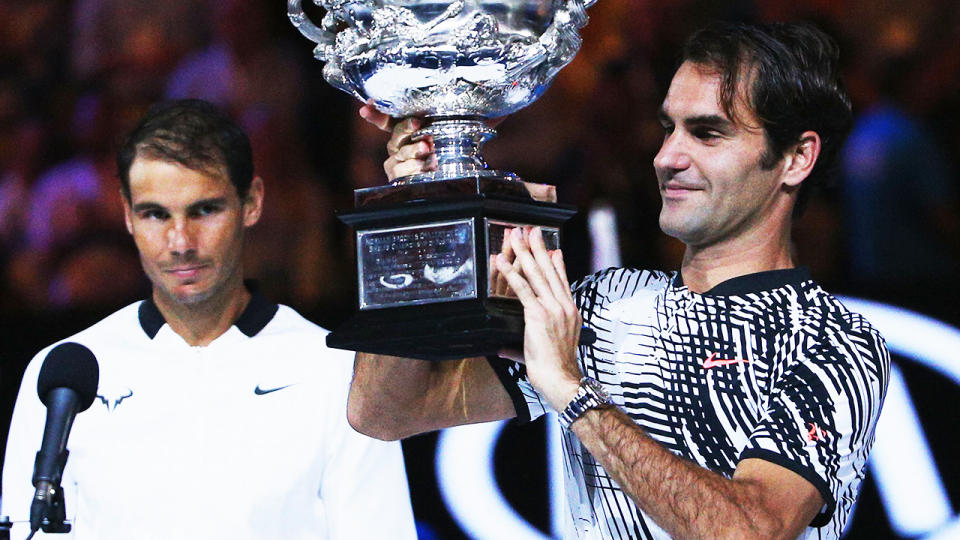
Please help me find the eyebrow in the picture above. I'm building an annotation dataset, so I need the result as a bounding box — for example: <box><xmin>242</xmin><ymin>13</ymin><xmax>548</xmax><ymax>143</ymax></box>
<box><xmin>685</xmin><ymin>114</ymin><xmax>735</xmax><ymax>132</ymax></box>
<box><xmin>658</xmin><ymin>108</ymin><xmax>736</xmax><ymax>132</ymax></box>
<box><xmin>132</xmin><ymin>202</ymin><xmax>166</xmax><ymax>213</ymax></box>
<box><xmin>131</xmin><ymin>197</ymin><xmax>228</xmax><ymax>214</ymax></box>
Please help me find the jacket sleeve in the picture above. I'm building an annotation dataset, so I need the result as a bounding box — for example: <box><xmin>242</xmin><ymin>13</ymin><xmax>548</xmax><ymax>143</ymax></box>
<box><xmin>318</xmin><ymin>352</ymin><xmax>417</xmax><ymax>540</ymax></box>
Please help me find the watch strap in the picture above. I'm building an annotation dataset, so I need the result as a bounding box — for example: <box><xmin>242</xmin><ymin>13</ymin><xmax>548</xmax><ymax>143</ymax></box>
<box><xmin>559</xmin><ymin>376</ymin><xmax>612</xmax><ymax>428</ymax></box>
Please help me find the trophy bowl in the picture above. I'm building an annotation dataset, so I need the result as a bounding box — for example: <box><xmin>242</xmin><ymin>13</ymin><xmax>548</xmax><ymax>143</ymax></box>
<box><xmin>289</xmin><ymin>0</ymin><xmax>596</xmax><ymax>360</ymax></box>
<box><xmin>289</xmin><ymin>0</ymin><xmax>595</xmax><ymax>181</ymax></box>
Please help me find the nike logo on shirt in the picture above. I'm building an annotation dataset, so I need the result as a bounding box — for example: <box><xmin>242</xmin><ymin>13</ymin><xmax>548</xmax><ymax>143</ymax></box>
<box><xmin>254</xmin><ymin>384</ymin><xmax>293</xmax><ymax>395</ymax></box>
<box><xmin>702</xmin><ymin>352</ymin><xmax>750</xmax><ymax>369</ymax></box>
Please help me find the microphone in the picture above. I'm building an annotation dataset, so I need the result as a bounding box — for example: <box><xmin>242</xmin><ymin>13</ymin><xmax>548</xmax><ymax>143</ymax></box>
<box><xmin>30</xmin><ymin>342</ymin><xmax>99</xmax><ymax>534</ymax></box>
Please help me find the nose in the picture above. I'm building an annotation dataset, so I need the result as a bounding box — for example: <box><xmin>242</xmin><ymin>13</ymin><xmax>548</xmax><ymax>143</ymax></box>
<box><xmin>653</xmin><ymin>132</ymin><xmax>692</xmax><ymax>174</ymax></box>
<box><xmin>166</xmin><ymin>219</ymin><xmax>196</xmax><ymax>256</ymax></box>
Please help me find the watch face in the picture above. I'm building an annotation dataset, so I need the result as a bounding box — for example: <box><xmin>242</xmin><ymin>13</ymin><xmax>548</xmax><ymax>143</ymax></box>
<box><xmin>583</xmin><ymin>377</ymin><xmax>611</xmax><ymax>402</ymax></box>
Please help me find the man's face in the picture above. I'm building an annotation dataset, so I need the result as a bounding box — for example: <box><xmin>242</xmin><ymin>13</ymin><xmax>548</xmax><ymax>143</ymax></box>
<box><xmin>654</xmin><ymin>61</ymin><xmax>787</xmax><ymax>248</ymax></box>
<box><xmin>122</xmin><ymin>157</ymin><xmax>262</xmax><ymax>307</ymax></box>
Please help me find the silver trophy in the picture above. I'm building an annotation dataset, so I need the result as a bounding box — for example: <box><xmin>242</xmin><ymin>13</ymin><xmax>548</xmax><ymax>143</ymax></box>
<box><xmin>289</xmin><ymin>0</ymin><xmax>596</xmax><ymax>360</ymax></box>
<box><xmin>288</xmin><ymin>0</ymin><xmax>594</xmax><ymax>181</ymax></box>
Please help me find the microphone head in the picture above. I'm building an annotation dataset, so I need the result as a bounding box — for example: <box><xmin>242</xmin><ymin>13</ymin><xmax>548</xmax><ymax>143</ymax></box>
<box><xmin>37</xmin><ymin>342</ymin><xmax>100</xmax><ymax>412</ymax></box>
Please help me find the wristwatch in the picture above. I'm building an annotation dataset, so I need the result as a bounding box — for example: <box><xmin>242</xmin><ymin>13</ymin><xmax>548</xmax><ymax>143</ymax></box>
<box><xmin>559</xmin><ymin>376</ymin><xmax>613</xmax><ymax>428</ymax></box>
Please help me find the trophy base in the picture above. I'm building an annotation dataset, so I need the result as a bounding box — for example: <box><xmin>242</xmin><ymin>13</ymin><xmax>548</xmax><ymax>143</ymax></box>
<box><xmin>327</xmin><ymin>299</ymin><xmax>524</xmax><ymax>361</ymax></box>
<box><xmin>328</xmin><ymin>298</ymin><xmax>597</xmax><ymax>361</ymax></box>
<box><xmin>328</xmin><ymin>174</ymin><xmax>585</xmax><ymax>361</ymax></box>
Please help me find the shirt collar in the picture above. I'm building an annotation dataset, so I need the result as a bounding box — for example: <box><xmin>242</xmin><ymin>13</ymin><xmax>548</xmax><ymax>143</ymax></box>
<box><xmin>137</xmin><ymin>283</ymin><xmax>279</xmax><ymax>339</ymax></box>
<box><xmin>671</xmin><ymin>267</ymin><xmax>811</xmax><ymax>296</ymax></box>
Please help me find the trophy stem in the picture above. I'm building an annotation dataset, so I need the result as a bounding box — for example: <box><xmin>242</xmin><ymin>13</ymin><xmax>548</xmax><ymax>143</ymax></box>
<box><xmin>394</xmin><ymin>117</ymin><xmax>501</xmax><ymax>184</ymax></box>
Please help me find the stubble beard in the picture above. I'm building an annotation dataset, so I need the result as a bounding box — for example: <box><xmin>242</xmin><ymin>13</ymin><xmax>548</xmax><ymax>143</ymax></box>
<box><xmin>147</xmin><ymin>256</ymin><xmax>243</xmax><ymax>314</ymax></box>
<box><xmin>659</xmin><ymin>202</ymin><xmax>711</xmax><ymax>247</ymax></box>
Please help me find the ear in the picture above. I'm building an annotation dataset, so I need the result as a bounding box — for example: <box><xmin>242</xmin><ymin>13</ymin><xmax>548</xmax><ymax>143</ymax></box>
<box><xmin>121</xmin><ymin>190</ymin><xmax>134</xmax><ymax>234</ymax></box>
<box><xmin>242</xmin><ymin>176</ymin><xmax>265</xmax><ymax>227</ymax></box>
<box><xmin>781</xmin><ymin>131</ymin><xmax>821</xmax><ymax>188</ymax></box>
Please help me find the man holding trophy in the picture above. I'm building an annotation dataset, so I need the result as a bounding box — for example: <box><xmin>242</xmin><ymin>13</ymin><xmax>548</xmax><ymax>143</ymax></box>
<box><xmin>316</xmin><ymin>15</ymin><xmax>889</xmax><ymax>538</ymax></box>
<box><xmin>289</xmin><ymin>3</ymin><xmax>889</xmax><ymax>538</ymax></box>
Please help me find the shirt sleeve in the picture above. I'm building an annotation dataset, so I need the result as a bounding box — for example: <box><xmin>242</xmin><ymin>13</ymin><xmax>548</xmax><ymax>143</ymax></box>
<box><xmin>485</xmin><ymin>356</ymin><xmax>549</xmax><ymax>424</ymax></box>
<box><xmin>738</xmin><ymin>323</ymin><xmax>890</xmax><ymax>527</ymax></box>
<box><xmin>319</xmin><ymin>353</ymin><xmax>416</xmax><ymax>540</ymax></box>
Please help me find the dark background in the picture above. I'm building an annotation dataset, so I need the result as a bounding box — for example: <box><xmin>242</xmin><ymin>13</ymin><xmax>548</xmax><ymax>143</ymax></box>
<box><xmin>1</xmin><ymin>0</ymin><xmax>958</xmax><ymax>538</ymax></box>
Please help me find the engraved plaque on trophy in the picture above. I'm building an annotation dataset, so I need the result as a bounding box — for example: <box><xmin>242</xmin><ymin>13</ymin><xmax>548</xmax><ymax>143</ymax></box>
<box><xmin>289</xmin><ymin>0</ymin><xmax>596</xmax><ymax>360</ymax></box>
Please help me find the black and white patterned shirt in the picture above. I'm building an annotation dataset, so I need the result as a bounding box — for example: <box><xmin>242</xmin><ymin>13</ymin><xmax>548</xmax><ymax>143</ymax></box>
<box><xmin>490</xmin><ymin>267</ymin><xmax>890</xmax><ymax>539</ymax></box>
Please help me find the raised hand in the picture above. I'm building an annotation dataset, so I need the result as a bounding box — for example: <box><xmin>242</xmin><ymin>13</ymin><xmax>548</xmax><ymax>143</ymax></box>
<box><xmin>359</xmin><ymin>102</ymin><xmax>436</xmax><ymax>181</ymax></box>
<box><xmin>494</xmin><ymin>227</ymin><xmax>582</xmax><ymax>411</ymax></box>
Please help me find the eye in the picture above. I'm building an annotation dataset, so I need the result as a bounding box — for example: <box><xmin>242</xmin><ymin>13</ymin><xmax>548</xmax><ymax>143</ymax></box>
<box><xmin>139</xmin><ymin>209</ymin><xmax>169</xmax><ymax>220</ymax></box>
<box><xmin>191</xmin><ymin>203</ymin><xmax>223</xmax><ymax>217</ymax></box>
<box><xmin>692</xmin><ymin>128</ymin><xmax>721</xmax><ymax>142</ymax></box>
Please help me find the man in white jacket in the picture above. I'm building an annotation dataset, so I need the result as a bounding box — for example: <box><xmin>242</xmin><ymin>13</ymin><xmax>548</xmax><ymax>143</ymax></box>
<box><xmin>2</xmin><ymin>99</ymin><xmax>416</xmax><ymax>539</ymax></box>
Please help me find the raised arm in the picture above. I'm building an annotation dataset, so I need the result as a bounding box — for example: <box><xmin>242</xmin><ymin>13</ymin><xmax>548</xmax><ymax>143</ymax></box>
<box><xmin>348</xmin><ymin>105</ymin><xmax>522</xmax><ymax>440</ymax></box>
<box><xmin>347</xmin><ymin>354</ymin><xmax>517</xmax><ymax>440</ymax></box>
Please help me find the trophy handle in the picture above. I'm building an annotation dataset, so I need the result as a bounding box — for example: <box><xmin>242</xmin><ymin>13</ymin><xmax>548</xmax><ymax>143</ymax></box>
<box><xmin>537</xmin><ymin>0</ymin><xmax>592</xmax><ymax>81</ymax></box>
<box><xmin>287</xmin><ymin>0</ymin><xmax>336</xmax><ymax>59</ymax></box>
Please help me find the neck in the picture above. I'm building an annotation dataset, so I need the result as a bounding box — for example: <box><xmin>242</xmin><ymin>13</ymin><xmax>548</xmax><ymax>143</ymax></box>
<box><xmin>152</xmin><ymin>278</ymin><xmax>251</xmax><ymax>347</ymax></box>
<box><xmin>680</xmin><ymin>215</ymin><xmax>794</xmax><ymax>294</ymax></box>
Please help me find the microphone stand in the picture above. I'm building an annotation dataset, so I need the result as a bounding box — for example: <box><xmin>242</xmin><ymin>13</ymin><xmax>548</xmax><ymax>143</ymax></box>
<box><xmin>0</xmin><ymin>515</ymin><xmax>12</xmax><ymax>540</ymax></box>
<box><xmin>30</xmin><ymin>481</ymin><xmax>71</xmax><ymax>534</ymax></box>
<box><xmin>30</xmin><ymin>441</ymin><xmax>72</xmax><ymax>535</ymax></box>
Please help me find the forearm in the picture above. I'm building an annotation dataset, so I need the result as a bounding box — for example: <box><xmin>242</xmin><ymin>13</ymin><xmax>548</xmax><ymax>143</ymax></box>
<box><xmin>571</xmin><ymin>407</ymin><xmax>788</xmax><ymax>540</ymax></box>
<box><xmin>348</xmin><ymin>353</ymin><xmax>443</xmax><ymax>439</ymax></box>
<box><xmin>348</xmin><ymin>353</ymin><xmax>513</xmax><ymax>439</ymax></box>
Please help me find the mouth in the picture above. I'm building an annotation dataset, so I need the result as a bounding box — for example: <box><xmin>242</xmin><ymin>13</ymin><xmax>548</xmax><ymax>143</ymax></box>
<box><xmin>660</xmin><ymin>182</ymin><xmax>704</xmax><ymax>198</ymax></box>
<box><xmin>164</xmin><ymin>265</ymin><xmax>208</xmax><ymax>280</ymax></box>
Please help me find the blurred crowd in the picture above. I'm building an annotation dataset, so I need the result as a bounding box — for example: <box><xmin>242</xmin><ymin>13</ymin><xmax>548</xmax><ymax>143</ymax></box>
<box><xmin>1</xmin><ymin>0</ymin><xmax>958</xmax><ymax>325</ymax></box>
<box><xmin>0</xmin><ymin>0</ymin><xmax>358</xmax><ymax>323</ymax></box>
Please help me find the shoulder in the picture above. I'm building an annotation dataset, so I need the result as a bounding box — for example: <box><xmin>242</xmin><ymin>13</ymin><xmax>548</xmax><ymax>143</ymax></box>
<box><xmin>255</xmin><ymin>304</ymin><xmax>356</xmax><ymax>377</ymax></box>
<box><xmin>572</xmin><ymin>267</ymin><xmax>673</xmax><ymax>303</ymax></box>
<box><xmin>75</xmin><ymin>301</ymin><xmax>145</xmax><ymax>336</ymax></box>
<box><xmin>795</xmin><ymin>283</ymin><xmax>890</xmax><ymax>381</ymax></box>
<box><xmin>32</xmin><ymin>302</ymin><xmax>144</xmax><ymax>359</ymax></box>
<box><xmin>17</xmin><ymin>302</ymin><xmax>142</xmax><ymax>389</ymax></box>
<box><xmin>801</xmin><ymin>284</ymin><xmax>886</xmax><ymax>346</ymax></box>
<box><xmin>261</xmin><ymin>304</ymin><xmax>330</xmax><ymax>338</ymax></box>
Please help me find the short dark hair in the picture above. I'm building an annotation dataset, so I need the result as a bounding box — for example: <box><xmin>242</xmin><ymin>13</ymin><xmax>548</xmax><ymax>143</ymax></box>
<box><xmin>117</xmin><ymin>99</ymin><xmax>253</xmax><ymax>201</ymax></box>
<box><xmin>681</xmin><ymin>21</ymin><xmax>853</xmax><ymax>215</ymax></box>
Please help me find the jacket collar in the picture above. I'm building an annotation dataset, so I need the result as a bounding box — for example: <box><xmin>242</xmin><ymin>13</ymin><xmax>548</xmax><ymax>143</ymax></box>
<box><xmin>138</xmin><ymin>282</ymin><xmax>278</xmax><ymax>339</ymax></box>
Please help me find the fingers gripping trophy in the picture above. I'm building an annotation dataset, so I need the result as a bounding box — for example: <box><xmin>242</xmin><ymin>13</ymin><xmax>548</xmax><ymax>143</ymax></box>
<box><xmin>289</xmin><ymin>0</ymin><xmax>597</xmax><ymax>360</ymax></box>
